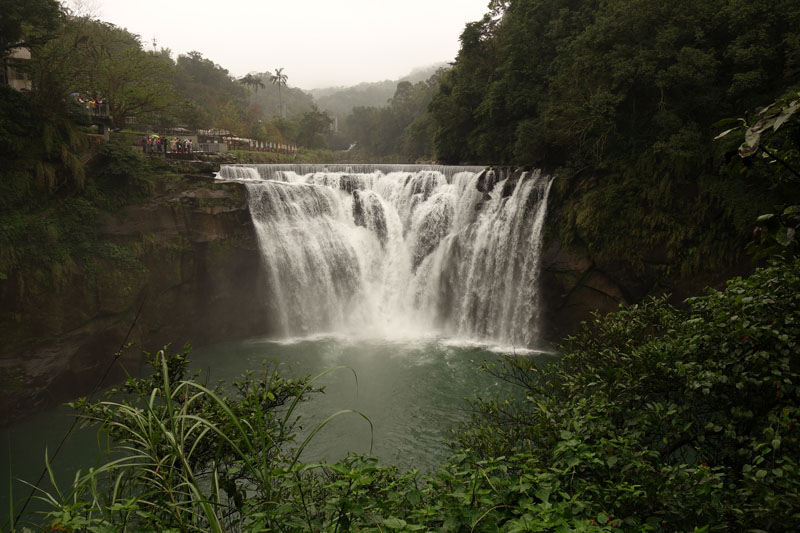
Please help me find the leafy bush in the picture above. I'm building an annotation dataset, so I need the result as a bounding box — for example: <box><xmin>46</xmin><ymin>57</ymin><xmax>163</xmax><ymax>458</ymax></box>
<box><xmin>90</xmin><ymin>138</ymin><xmax>152</xmax><ymax>208</ymax></box>
<box><xmin>458</xmin><ymin>258</ymin><xmax>800</xmax><ymax>530</ymax></box>
<box><xmin>716</xmin><ymin>90</ymin><xmax>800</xmax><ymax>257</ymax></box>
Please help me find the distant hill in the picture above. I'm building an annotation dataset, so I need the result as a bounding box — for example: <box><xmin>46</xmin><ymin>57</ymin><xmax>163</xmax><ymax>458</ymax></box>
<box><xmin>310</xmin><ymin>63</ymin><xmax>448</xmax><ymax>119</ymax></box>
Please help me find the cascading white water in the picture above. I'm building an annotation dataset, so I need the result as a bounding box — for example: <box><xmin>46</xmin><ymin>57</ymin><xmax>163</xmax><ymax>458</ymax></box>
<box><xmin>217</xmin><ymin>164</ymin><xmax>553</xmax><ymax>347</ymax></box>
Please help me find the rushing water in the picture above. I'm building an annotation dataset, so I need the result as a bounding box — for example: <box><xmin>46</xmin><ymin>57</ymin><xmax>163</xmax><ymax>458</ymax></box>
<box><xmin>218</xmin><ymin>164</ymin><xmax>554</xmax><ymax>348</ymax></box>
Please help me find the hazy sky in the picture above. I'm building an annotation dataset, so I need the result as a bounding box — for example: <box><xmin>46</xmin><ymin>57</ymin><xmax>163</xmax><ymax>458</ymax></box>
<box><xmin>80</xmin><ymin>0</ymin><xmax>490</xmax><ymax>90</ymax></box>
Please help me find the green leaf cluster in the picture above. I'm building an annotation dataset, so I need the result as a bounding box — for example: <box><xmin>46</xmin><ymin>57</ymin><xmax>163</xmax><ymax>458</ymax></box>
<box><xmin>457</xmin><ymin>258</ymin><xmax>800</xmax><ymax>530</ymax></box>
<box><xmin>717</xmin><ymin>92</ymin><xmax>800</xmax><ymax>256</ymax></box>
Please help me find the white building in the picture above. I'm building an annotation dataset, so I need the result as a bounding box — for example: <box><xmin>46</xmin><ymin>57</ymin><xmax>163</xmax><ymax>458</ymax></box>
<box><xmin>1</xmin><ymin>48</ymin><xmax>32</xmax><ymax>91</ymax></box>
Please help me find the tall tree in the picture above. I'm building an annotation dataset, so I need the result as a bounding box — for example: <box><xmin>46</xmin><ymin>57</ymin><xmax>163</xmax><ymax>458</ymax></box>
<box><xmin>0</xmin><ymin>0</ymin><xmax>62</xmax><ymax>58</ymax></box>
<box><xmin>295</xmin><ymin>107</ymin><xmax>332</xmax><ymax>148</ymax></box>
<box><xmin>238</xmin><ymin>73</ymin><xmax>264</xmax><ymax>93</ymax></box>
<box><xmin>270</xmin><ymin>67</ymin><xmax>288</xmax><ymax>118</ymax></box>
<box><xmin>88</xmin><ymin>21</ymin><xmax>177</xmax><ymax>127</ymax></box>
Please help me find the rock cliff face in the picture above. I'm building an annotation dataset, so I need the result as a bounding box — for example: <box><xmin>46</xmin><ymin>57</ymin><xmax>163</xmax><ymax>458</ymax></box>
<box><xmin>476</xmin><ymin>168</ymin><xmax>753</xmax><ymax>342</ymax></box>
<box><xmin>537</xmin><ymin>239</ymin><xmax>663</xmax><ymax>339</ymax></box>
<box><xmin>0</xmin><ymin>176</ymin><xmax>271</xmax><ymax>426</ymax></box>
<box><xmin>537</xmin><ymin>234</ymin><xmax>752</xmax><ymax>341</ymax></box>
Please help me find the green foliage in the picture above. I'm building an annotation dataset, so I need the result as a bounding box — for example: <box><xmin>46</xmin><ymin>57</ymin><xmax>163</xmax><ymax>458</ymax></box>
<box><xmin>28</xmin><ymin>348</ymin><xmax>384</xmax><ymax>532</ymax></box>
<box><xmin>344</xmin><ymin>76</ymin><xmax>443</xmax><ymax>161</ymax></box>
<box><xmin>295</xmin><ymin>108</ymin><xmax>333</xmax><ymax>149</ymax></box>
<box><xmin>0</xmin><ymin>87</ymin><xmax>88</xmax><ymax>210</ymax></box>
<box><xmin>26</xmin><ymin>16</ymin><xmax>181</xmax><ymax>129</ymax></box>
<box><xmin>0</xmin><ymin>0</ymin><xmax>61</xmax><ymax>56</ymax></box>
<box><xmin>419</xmin><ymin>0</ymin><xmax>800</xmax><ymax>270</ymax></box>
<box><xmin>457</xmin><ymin>259</ymin><xmax>800</xmax><ymax>530</ymax></box>
<box><xmin>716</xmin><ymin>90</ymin><xmax>800</xmax><ymax>256</ymax></box>
<box><xmin>173</xmin><ymin>51</ymin><xmax>249</xmax><ymax>130</ymax></box>
<box><xmin>238</xmin><ymin>73</ymin><xmax>265</xmax><ymax>93</ymax></box>
<box><xmin>430</xmin><ymin>0</ymin><xmax>799</xmax><ymax>167</ymax></box>
<box><xmin>89</xmin><ymin>138</ymin><xmax>151</xmax><ymax>208</ymax></box>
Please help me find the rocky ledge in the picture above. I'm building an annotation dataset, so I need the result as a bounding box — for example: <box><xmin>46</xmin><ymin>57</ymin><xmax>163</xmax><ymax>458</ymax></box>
<box><xmin>0</xmin><ymin>177</ymin><xmax>272</xmax><ymax>426</ymax></box>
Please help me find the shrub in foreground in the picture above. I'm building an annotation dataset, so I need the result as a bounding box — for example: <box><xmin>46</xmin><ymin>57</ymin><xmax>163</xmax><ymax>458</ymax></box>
<box><xmin>460</xmin><ymin>258</ymin><xmax>800</xmax><ymax>530</ymax></box>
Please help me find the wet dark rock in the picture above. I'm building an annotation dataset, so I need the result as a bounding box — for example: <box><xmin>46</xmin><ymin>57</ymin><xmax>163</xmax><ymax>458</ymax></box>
<box><xmin>352</xmin><ymin>190</ymin><xmax>388</xmax><ymax>246</ymax></box>
<box><xmin>536</xmin><ymin>234</ymin><xmax>752</xmax><ymax>342</ymax></box>
<box><xmin>501</xmin><ymin>169</ymin><xmax>526</xmax><ymax>198</ymax></box>
<box><xmin>476</xmin><ymin>169</ymin><xmax>498</xmax><ymax>194</ymax></box>
<box><xmin>339</xmin><ymin>174</ymin><xmax>359</xmax><ymax>194</ymax></box>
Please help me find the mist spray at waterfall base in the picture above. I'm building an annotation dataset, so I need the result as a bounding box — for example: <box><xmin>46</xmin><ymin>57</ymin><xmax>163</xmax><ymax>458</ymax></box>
<box><xmin>219</xmin><ymin>164</ymin><xmax>554</xmax><ymax>349</ymax></box>
<box><xmin>213</xmin><ymin>164</ymin><xmax>558</xmax><ymax>465</ymax></box>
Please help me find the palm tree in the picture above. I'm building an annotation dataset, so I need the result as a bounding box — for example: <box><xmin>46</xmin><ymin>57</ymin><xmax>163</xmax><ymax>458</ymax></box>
<box><xmin>270</xmin><ymin>67</ymin><xmax>288</xmax><ymax>118</ymax></box>
<box><xmin>239</xmin><ymin>73</ymin><xmax>265</xmax><ymax>93</ymax></box>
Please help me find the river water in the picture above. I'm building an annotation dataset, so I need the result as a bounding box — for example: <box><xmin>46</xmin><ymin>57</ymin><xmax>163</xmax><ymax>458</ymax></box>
<box><xmin>1</xmin><ymin>336</ymin><xmax>552</xmax><ymax>526</ymax></box>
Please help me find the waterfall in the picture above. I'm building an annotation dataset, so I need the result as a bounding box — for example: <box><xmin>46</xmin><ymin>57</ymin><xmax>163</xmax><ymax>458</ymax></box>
<box><xmin>218</xmin><ymin>164</ymin><xmax>553</xmax><ymax>347</ymax></box>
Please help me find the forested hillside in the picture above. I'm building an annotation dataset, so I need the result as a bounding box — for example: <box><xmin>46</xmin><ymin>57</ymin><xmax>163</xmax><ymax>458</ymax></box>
<box><xmin>427</xmin><ymin>0</ymin><xmax>800</xmax><ymax>273</ymax></box>
<box><xmin>430</xmin><ymin>0</ymin><xmax>799</xmax><ymax>165</ymax></box>
<box><xmin>310</xmin><ymin>64</ymin><xmax>445</xmax><ymax>119</ymax></box>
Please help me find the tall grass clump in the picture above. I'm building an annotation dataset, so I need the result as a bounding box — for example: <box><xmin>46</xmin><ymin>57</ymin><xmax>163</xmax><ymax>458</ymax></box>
<box><xmin>20</xmin><ymin>347</ymin><xmax>376</xmax><ymax>532</ymax></box>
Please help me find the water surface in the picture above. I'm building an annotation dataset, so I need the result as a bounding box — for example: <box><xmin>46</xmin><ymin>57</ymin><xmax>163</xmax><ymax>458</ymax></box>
<box><xmin>1</xmin><ymin>335</ymin><xmax>549</xmax><ymax>526</ymax></box>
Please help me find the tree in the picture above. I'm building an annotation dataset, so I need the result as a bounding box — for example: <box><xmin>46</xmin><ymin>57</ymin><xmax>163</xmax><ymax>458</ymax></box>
<box><xmin>270</xmin><ymin>67</ymin><xmax>288</xmax><ymax>118</ymax></box>
<box><xmin>29</xmin><ymin>17</ymin><xmax>181</xmax><ymax>128</ymax></box>
<box><xmin>295</xmin><ymin>107</ymin><xmax>332</xmax><ymax>149</ymax></box>
<box><xmin>174</xmin><ymin>51</ymin><xmax>247</xmax><ymax>129</ymax></box>
<box><xmin>238</xmin><ymin>73</ymin><xmax>264</xmax><ymax>93</ymax></box>
<box><xmin>215</xmin><ymin>100</ymin><xmax>245</xmax><ymax>136</ymax></box>
<box><xmin>0</xmin><ymin>0</ymin><xmax>62</xmax><ymax>58</ymax></box>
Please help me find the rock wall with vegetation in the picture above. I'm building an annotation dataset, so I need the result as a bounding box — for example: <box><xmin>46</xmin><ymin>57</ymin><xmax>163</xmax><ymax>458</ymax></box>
<box><xmin>0</xmin><ymin>151</ymin><xmax>271</xmax><ymax>426</ymax></box>
<box><xmin>537</xmin><ymin>182</ymin><xmax>756</xmax><ymax>340</ymax></box>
